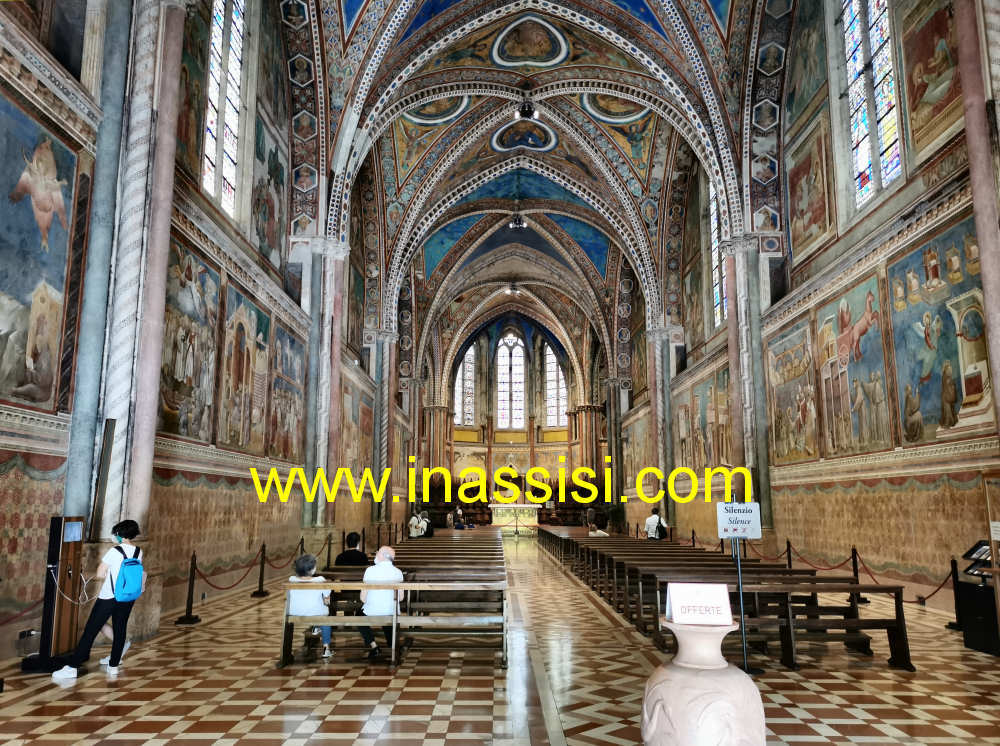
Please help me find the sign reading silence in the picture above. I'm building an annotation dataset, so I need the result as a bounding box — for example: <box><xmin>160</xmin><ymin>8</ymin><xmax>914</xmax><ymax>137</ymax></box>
<box><xmin>717</xmin><ymin>501</ymin><xmax>762</xmax><ymax>540</ymax></box>
<box><xmin>665</xmin><ymin>583</ymin><xmax>732</xmax><ymax>625</ymax></box>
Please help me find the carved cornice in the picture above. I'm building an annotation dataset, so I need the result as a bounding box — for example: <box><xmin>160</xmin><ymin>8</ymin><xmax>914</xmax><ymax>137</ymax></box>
<box><xmin>293</xmin><ymin>236</ymin><xmax>349</xmax><ymax>260</ymax></box>
<box><xmin>153</xmin><ymin>437</ymin><xmax>297</xmax><ymax>479</ymax></box>
<box><xmin>171</xmin><ymin>195</ymin><xmax>310</xmax><ymax>336</ymax></box>
<box><xmin>769</xmin><ymin>436</ymin><xmax>1000</xmax><ymax>486</ymax></box>
<box><xmin>763</xmin><ymin>183</ymin><xmax>972</xmax><ymax>335</ymax></box>
<box><xmin>721</xmin><ymin>235</ymin><xmax>759</xmax><ymax>256</ymax></box>
<box><xmin>0</xmin><ymin>404</ymin><xmax>71</xmax><ymax>455</ymax></box>
<box><xmin>0</xmin><ymin>10</ymin><xmax>100</xmax><ymax>150</ymax></box>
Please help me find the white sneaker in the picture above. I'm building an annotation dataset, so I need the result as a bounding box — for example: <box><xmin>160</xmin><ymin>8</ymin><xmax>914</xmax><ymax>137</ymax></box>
<box><xmin>51</xmin><ymin>665</ymin><xmax>77</xmax><ymax>680</ymax></box>
<box><xmin>106</xmin><ymin>666</ymin><xmax>119</xmax><ymax>675</ymax></box>
<box><xmin>322</xmin><ymin>645</ymin><xmax>332</xmax><ymax>658</ymax></box>
<box><xmin>100</xmin><ymin>640</ymin><xmax>131</xmax><ymax>665</ymax></box>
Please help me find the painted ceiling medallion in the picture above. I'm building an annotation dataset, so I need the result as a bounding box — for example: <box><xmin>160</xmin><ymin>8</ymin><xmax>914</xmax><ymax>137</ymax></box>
<box><xmin>491</xmin><ymin>15</ymin><xmax>569</xmax><ymax>68</ymax></box>
<box><xmin>401</xmin><ymin>96</ymin><xmax>470</xmax><ymax>126</ymax></box>
<box><xmin>490</xmin><ymin>119</ymin><xmax>558</xmax><ymax>153</ymax></box>
<box><xmin>581</xmin><ymin>93</ymin><xmax>651</xmax><ymax>124</ymax></box>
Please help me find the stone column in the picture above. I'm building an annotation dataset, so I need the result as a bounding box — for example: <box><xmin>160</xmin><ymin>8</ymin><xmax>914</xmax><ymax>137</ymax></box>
<box><xmin>955</xmin><ymin>0</ymin><xmax>1000</xmax><ymax>429</ymax></box>
<box><xmin>577</xmin><ymin>404</ymin><xmax>601</xmax><ymax>472</ymax></box>
<box><xmin>372</xmin><ymin>330</ymin><xmax>397</xmax><ymax>522</ymax></box>
<box><xmin>426</xmin><ymin>405</ymin><xmax>449</xmax><ymax>469</ymax></box>
<box><xmin>63</xmin><ymin>0</ymin><xmax>133</xmax><ymax>525</ymax></box>
<box><xmin>80</xmin><ymin>0</ymin><xmax>108</xmax><ymax>98</ymax></box>
<box><xmin>605</xmin><ymin>378</ymin><xmax>625</xmax><ymax>501</ymax></box>
<box><xmin>528</xmin><ymin>415</ymin><xmax>537</xmax><ymax>468</ymax></box>
<box><xmin>723</xmin><ymin>252</ymin><xmax>746</xmax><ymax>481</ymax></box>
<box><xmin>648</xmin><ymin>325</ymin><xmax>681</xmax><ymax>526</ymax></box>
<box><xmin>123</xmin><ymin>0</ymin><xmax>187</xmax><ymax>530</ymax></box>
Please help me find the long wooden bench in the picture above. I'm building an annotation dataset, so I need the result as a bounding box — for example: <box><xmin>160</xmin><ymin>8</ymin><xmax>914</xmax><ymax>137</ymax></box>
<box><xmin>279</xmin><ymin>580</ymin><xmax>508</xmax><ymax>667</ymax></box>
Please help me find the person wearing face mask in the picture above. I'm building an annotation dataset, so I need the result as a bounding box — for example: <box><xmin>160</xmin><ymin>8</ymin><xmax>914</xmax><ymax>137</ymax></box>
<box><xmin>52</xmin><ymin>520</ymin><xmax>145</xmax><ymax>679</ymax></box>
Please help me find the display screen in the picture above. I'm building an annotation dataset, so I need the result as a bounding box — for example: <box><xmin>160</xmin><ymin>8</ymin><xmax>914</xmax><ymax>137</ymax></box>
<box><xmin>63</xmin><ymin>521</ymin><xmax>83</xmax><ymax>542</ymax></box>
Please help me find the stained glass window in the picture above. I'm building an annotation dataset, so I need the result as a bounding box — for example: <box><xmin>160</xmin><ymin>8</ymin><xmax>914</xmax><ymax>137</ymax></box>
<box><xmin>841</xmin><ymin>0</ymin><xmax>901</xmax><ymax>207</ymax></box>
<box><xmin>203</xmin><ymin>0</ymin><xmax>245</xmax><ymax>216</ymax></box>
<box><xmin>545</xmin><ymin>345</ymin><xmax>567</xmax><ymax>427</ymax></box>
<box><xmin>709</xmin><ymin>181</ymin><xmax>727</xmax><ymax>327</ymax></box>
<box><xmin>453</xmin><ymin>346</ymin><xmax>475</xmax><ymax>426</ymax></box>
<box><xmin>497</xmin><ymin>334</ymin><xmax>525</xmax><ymax>429</ymax></box>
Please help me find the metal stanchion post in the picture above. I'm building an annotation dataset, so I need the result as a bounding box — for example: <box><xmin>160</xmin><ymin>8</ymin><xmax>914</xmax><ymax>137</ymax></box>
<box><xmin>251</xmin><ymin>544</ymin><xmax>269</xmax><ymax>598</ymax></box>
<box><xmin>947</xmin><ymin>557</ymin><xmax>962</xmax><ymax>631</ymax></box>
<box><xmin>786</xmin><ymin>539</ymin><xmax>793</xmax><ymax>569</ymax></box>
<box><xmin>175</xmin><ymin>552</ymin><xmax>201</xmax><ymax>624</ymax></box>
<box><xmin>326</xmin><ymin>533</ymin><xmax>333</xmax><ymax>569</ymax></box>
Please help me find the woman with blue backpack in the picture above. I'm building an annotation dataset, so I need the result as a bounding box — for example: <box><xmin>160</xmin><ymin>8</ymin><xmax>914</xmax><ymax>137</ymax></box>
<box><xmin>52</xmin><ymin>520</ymin><xmax>145</xmax><ymax>679</ymax></box>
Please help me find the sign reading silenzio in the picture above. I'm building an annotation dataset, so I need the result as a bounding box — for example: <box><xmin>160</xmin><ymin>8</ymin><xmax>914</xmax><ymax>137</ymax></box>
<box><xmin>716</xmin><ymin>501</ymin><xmax>762</xmax><ymax>540</ymax></box>
<box><xmin>665</xmin><ymin>583</ymin><xmax>732</xmax><ymax>625</ymax></box>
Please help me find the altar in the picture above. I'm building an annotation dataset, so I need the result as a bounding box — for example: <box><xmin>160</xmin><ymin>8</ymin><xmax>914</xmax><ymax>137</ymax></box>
<box><xmin>489</xmin><ymin>503</ymin><xmax>540</xmax><ymax>535</ymax></box>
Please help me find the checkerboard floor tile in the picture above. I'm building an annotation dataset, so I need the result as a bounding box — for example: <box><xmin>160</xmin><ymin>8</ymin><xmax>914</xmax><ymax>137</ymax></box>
<box><xmin>1</xmin><ymin>536</ymin><xmax>998</xmax><ymax>745</ymax></box>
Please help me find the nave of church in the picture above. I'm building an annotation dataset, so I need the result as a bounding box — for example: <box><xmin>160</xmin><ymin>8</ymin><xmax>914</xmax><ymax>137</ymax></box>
<box><xmin>2</xmin><ymin>0</ymin><xmax>1000</xmax><ymax>741</ymax></box>
<box><xmin>3</xmin><ymin>533</ymin><xmax>999</xmax><ymax>745</ymax></box>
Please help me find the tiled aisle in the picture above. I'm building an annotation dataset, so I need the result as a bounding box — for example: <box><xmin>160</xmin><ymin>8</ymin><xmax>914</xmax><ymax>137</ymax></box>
<box><xmin>1</xmin><ymin>536</ymin><xmax>999</xmax><ymax>744</ymax></box>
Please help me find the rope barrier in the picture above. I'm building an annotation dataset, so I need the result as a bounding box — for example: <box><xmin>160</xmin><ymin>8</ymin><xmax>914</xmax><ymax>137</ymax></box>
<box><xmin>0</xmin><ymin>598</ymin><xmax>44</xmax><ymax>627</ymax></box>
<box><xmin>789</xmin><ymin>544</ymin><xmax>854</xmax><ymax>571</ymax></box>
<box><xmin>855</xmin><ymin>550</ymin><xmax>952</xmax><ymax>604</ymax></box>
<box><xmin>746</xmin><ymin>542</ymin><xmax>787</xmax><ymax>562</ymax></box>
<box><xmin>195</xmin><ymin>548</ymin><xmax>262</xmax><ymax>590</ymax></box>
<box><xmin>264</xmin><ymin>546</ymin><xmax>299</xmax><ymax>570</ymax></box>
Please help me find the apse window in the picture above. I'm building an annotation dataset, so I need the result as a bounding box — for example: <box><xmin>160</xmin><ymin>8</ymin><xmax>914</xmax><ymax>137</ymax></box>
<box><xmin>840</xmin><ymin>0</ymin><xmax>902</xmax><ymax>207</ymax></box>
<box><xmin>709</xmin><ymin>181</ymin><xmax>727</xmax><ymax>327</ymax></box>
<box><xmin>545</xmin><ymin>345</ymin><xmax>567</xmax><ymax>427</ymax></box>
<box><xmin>497</xmin><ymin>334</ymin><xmax>525</xmax><ymax>429</ymax></box>
<box><xmin>453</xmin><ymin>346</ymin><xmax>475</xmax><ymax>426</ymax></box>
<box><xmin>203</xmin><ymin>0</ymin><xmax>246</xmax><ymax>215</ymax></box>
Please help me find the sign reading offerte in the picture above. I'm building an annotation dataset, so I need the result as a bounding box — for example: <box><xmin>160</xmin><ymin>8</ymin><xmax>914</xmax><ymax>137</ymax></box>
<box><xmin>665</xmin><ymin>583</ymin><xmax>732</xmax><ymax>625</ymax></box>
<box><xmin>716</xmin><ymin>501</ymin><xmax>762</xmax><ymax>540</ymax></box>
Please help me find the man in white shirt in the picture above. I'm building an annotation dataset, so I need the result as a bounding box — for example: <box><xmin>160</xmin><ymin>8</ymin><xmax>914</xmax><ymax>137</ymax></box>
<box><xmin>644</xmin><ymin>507</ymin><xmax>666</xmax><ymax>540</ymax></box>
<box><xmin>408</xmin><ymin>511</ymin><xmax>422</xmax><ymax>538</ymax></box>
<box><xmin>358</xmin><ymin>546</ymin><xmax>404</xmax><ymax>659</ymax></box>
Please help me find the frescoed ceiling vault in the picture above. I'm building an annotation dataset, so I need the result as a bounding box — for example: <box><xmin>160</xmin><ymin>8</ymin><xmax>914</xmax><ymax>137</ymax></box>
<box><xmin>300</xmin><ymin>0</ymin><xmax>784</xmax><ymax>387</ymax></box>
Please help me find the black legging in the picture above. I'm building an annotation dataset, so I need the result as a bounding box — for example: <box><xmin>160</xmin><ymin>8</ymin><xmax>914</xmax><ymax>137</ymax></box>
<box><xmin>69</xmin><ymin>598</ymin><xmax>135</xmax><ymax>667</ymax></box>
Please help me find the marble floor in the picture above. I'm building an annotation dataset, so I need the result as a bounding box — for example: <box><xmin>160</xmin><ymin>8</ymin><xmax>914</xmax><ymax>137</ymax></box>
<box><xmin>0</xmin><ymin>535</ymin><xmax>998</xmax><ymax>745</ymax></box>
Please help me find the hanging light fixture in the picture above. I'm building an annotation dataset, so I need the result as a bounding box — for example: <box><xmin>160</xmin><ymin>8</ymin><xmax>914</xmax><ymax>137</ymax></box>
<box><xmin>508</xmin><ymin>210</ymin><xmax>526</xmax><ymax>229</ymax></box>
<box><xmin>508</xmin><ymin>168</ymin><xmax>526</xmax><ymax>229</ymax></box>
<box><xmin>514</xmin><ymin>98</ymin><xmax>539</xmax><ymax>121</ymax></box>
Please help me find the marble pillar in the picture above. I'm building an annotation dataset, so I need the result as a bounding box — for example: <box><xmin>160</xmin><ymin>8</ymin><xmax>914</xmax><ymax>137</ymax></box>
<box><xmin>723</xmin><ymin>253</ymin><xmax>745</xmax><ymax>481</ymax></box>
<box><xmin>605</xmin><ymin>378</ymin><xmax>625</xmax><ymax>502</ymax></box>
<box><xmin>320</xmin><ymin>241</ymin><xmax>349</xmax><ymax>525</ymax></box>
<box><xmin>124</xmin><ymin>0</ymin><xmax>186</xmax><ymax>530</ymax></box>
<box><xmin>79</xmin><ymin>0</ymin><xmax>107</xmax><ymax>97</ymax></box>
<box><xmin>955</xmin><ymin>0</ymin><xmax>1000</xmax><ymax>430</ymax></box>
<box><xmin>63</xmin><ymin>0</ymin><xmax>133</xmax><ymax>526</ymax></box>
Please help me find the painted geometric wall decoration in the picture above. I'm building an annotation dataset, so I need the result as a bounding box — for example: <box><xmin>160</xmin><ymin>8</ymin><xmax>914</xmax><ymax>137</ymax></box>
<box><xmin>752</xmin><ymin>99</ymin><xmax>779</xmax><ymax>131</ymax></box>
<box><xmin>159</xmin><ymin>239</ymin><xmax>220</xmax><ymax>442</ymax></box>
<box><xmin>757</xmin><ymin>42</ymin><xmax>785</xmax><ymax>76</ymax></box>
<box><xmin>815</xmin><ymin>275</ymin><xmax>892</xmax><ymax>457</ymax></box>
<box><xmin>765</xmin><ymin>318</ymin><xmax>817</xmax><ymax>465</ymax></box>
<box><xmin>0</xmin><ymin>93</ymin><xmax>77</xmax><ymax>411</ymax></box>
<box><xmin>293</xmin><ymin>111</ymin><xmax>317</xmax><ymax>140</ymax></box>
<box><xmin>491</xmin><ymin>15</ymin><xmax>569</xmax><ymax>68</ymax></box>
<box><xmin>293</xmin><ymin>164</ymin><xmax>317</xmax><ymax>192</ymax></box>
<box><xmin>490</xmin><ymin>119</ymin><xmax>558</xmax><ymax>152</ymax></box>
<box><xmin>887</xmin><ymin>214</ymin><xmax>993</xmax><ymax>444</ymax></box>
<box><xmin>753</xmin><ymin>205</ymin><xmax>780</xmax><ymax>231</ymax></box>
<box><xmin>765</xmin><ymin>0</ymin><xmax>792</xmax><ymax>18</ymax></box>
<box><xmin>783</xmin><ymin>0</ymin><xmax>828</xmax><ymax>134</ymax></box>
<box><xmin>751</xmin><ymin>154</ymin><xmax>778</xmax><ymax>184</ymax></box>
<box><xmin>786</xmin><ymin>113</ymin><xmax>835</xmax><ymax>262</ymax></box>
<box><xmin>900</xmin><ymin>0</ymin><xmax>963</xmax><ymax>159</ymax></box>
<box><xmin>281</xmin><ymin>0</ymin><xmax>308</xmax><ymax>29</ymax></box>
<box><xmin>288</xmin><ymin>54</ymin><xmax>314</xmax><ymax>87</ymax></box>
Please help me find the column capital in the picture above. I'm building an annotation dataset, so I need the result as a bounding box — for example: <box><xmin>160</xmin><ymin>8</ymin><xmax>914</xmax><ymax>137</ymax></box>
<box><xmin>292</xmin><ymin>236</ymin><xmax>350</xmax><ymax>259</ymax></box>
<box><xmin>721</xmin><ymin>235</ymin><xmax>761</xmax><ymax>257</ymax></box>
<box><xmin>373</xmin><ymin>329</ymin><xmax>398</xmax><ymax>344</ymax></box>
<box><xmin>646</xmin><ymin>324</ymin><xmax>684</xmax><ymax>343</ymax></box>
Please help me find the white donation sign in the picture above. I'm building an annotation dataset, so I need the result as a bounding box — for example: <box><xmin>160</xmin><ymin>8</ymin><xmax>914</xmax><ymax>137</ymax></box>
<box><xmin>716</xmin><ymin>501</ymin><xmax>762</xmax><ymax>540</ymax></box>
<box><xmin>664</xmin><ymin>583</ymin><xmax>732</xmax><ymax>625</ymax></box>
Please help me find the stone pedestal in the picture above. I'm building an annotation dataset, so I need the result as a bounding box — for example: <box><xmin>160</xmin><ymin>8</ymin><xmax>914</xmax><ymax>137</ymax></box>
<box><xmin>642</xmin><ymin>620</ymin><xmax>765</xmax><ymax>745</ymax></box>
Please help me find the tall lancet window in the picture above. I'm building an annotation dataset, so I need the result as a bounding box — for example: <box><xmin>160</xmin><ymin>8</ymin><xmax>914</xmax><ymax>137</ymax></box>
<box><xmin>496</xmin><ymin>334</ymin><xmax>525</xmax><ymax>429</ymax></box>
<box><xmin>709</xmin><ymin>181</ymin><xmax>727</xmax><ymax>327</ymax></box>
<box><xmin>204</xmin><ymin>0</ymin><xmax>245</xmax><ymax>215</ymax></box>
<box><xmin>841</xmin><ymin>0</ymin><xmax>901</xmax><ymax>206</ymax></box>
<box><xmin>453</xmin><ymin>346</ymin><xmax>475</xmax><ymax>426</ymax></box>
<box><xmin>545</xmin><ymin>345</ymin><xmax>567</xmax><ymax>427</ymax></box>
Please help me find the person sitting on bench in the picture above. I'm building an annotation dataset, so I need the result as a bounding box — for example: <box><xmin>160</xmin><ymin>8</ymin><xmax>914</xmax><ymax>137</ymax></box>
<box><xmin>335</xmin><ymin>532</ymin><xmax>368</xmax><ymax>566</ymax></box>
<box><xmin>289</xmin><ymin>554</ymin><xmax>332</xmax><ymax>659</ymax></box>
<box><xmin>588</xmin><ymin>511</ymin><xmax>610</xmax><ymax>537</ymax></box>
<box><xmin>358</xmin><ymin>546</ymin><xmax>404</xmax><ymax>659</ymax></box>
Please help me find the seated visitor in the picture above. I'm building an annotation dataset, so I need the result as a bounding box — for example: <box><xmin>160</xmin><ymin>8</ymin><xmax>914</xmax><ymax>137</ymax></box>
<box><xmin>335</xmin><ymin>532</ymin><xmax>368</xmax><ymax>566</ymax></box>
<box><xmin>288</xmin><ymin>554</ymin><xmax>332</xmax><ymax>659</ymax></box>
<box><xmin>446</xmin><ymin>511</ymin><xmax>454</xmax><ymax>529</ymax></box>
<box><xmin>418</xmin><ymin>510</ymin><xmax>433</xmax><ymax>537</ymax></box>
<box><xmin>588</xmin><ymin>511</ymin><xmax>610</xmax><ymax>537</ymax></box>
<box><xmin>359</xmin><ymin>546</ymin><xmax>405</xmax><ymax>659</ymax></box>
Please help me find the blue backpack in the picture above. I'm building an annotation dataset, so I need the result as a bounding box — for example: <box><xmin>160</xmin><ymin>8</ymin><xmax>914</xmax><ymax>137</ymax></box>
<box><xmin>113</xmin><ymin>546</ymin><xmax>144</xmax><ymax>602</ymax></box>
